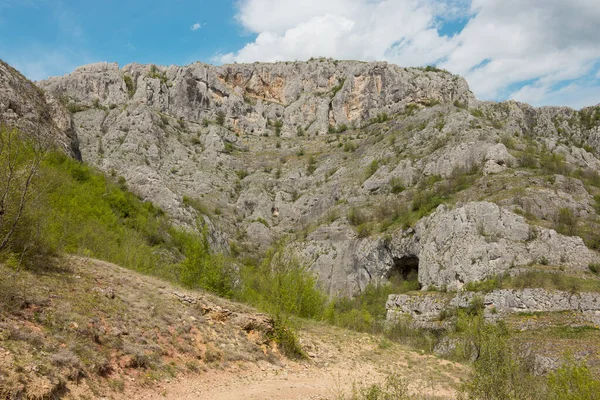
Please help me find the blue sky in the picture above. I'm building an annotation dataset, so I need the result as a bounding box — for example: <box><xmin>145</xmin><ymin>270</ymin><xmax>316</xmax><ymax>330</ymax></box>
<box><xmin>1</xmin><ymin>0</ymin><xmax>600</xmax><ymax>109</ymax></box>
<box><xmin>0</xmin><ymin>0</ymin><xmax>248</xmax><ymax>77</ymax></box>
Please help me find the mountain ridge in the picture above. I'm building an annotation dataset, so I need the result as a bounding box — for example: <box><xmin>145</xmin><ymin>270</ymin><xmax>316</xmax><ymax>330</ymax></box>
<box><xmin>28</xmin><ymin>59</ymin><xmax>600</xmax><ymax>295</ymax></box>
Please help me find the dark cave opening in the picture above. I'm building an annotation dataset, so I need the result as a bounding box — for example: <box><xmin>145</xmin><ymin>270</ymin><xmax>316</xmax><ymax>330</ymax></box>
<box><xmin>387</xmin><ymin>255</ymin><xmax>420</xmax><ymax>283</ymax></box>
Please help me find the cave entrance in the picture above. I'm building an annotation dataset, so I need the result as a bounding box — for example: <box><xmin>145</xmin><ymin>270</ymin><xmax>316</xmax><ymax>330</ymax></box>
<box><xmin>387</xmin><ymin>255</ymin><xmax>420</xmax><ymax>284</ymax></box>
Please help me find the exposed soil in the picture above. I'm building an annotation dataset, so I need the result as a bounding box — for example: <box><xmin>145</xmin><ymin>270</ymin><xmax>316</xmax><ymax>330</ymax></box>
<box><xmin>122</xmin><ymin>322</ymin><xmax>466</xmax><ymax>400</ymax></box>
<box><xmin>0</xmin><ymin>257</ymin><xmax>466</xmax><ymax>399</ymax></box>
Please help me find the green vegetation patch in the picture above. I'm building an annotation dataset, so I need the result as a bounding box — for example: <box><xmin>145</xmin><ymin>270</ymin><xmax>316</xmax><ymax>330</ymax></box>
<box><xmin>464</xmin><ymin>271</ymin><xmax>600</xmax><ymax>293</ymax></box>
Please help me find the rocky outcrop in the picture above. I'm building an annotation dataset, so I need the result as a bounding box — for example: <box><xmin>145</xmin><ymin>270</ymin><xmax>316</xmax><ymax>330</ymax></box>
<box><xmin>31</xmin><ymin>59</ymin><xmax>600</xmax><ymax>296</ymax></box>
<box><xmin>39</xmin><ymin>60</ymin><xmax>474</xmax><ymax>136</ymax></box>
<box><xmin>411</xmin><ymin>202</ymin><xmax>599</xmax><ymax>290</ymax></box>
<box><xmin>386</xmin><ymin>289</ymin><xmax>600</xmax><ymax>322</ymax></box>
<box><xmin>301</xmin><ymin>201</ymin><xmax>599</xmax><ymax>296</ymax></box>
<box><xmin>0</xmin><ymin>60</ymin><xmax>79</xmax><ymax>157</ymax></box>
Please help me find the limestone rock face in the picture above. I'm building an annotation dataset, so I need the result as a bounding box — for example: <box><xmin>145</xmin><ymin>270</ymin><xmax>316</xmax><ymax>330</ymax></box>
<box><xmin>0</xmin><ymin>60</ymin><xmax>79</xmax><ymax>157</ymax></box>
<box><xmin>33</xmin><ymin>59</ymin><xmax>600</xmax><ymax>295</ymax></box>
<box><xmin>386</xmin><ymin>289</ymin><xmax>600</xmax><ymax>321</ymax></box>
<box><xmin>413</xmin><ymin>202</ymin><xmax>599</xmax><ymax>290</ymax></box>
<box><xmin>40</xmin><ymin>60</ymin><xmax>474</xmax><ymax>137</ymax></box>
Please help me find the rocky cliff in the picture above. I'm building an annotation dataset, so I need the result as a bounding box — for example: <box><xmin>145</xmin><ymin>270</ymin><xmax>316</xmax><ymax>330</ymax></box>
<box><xmin>32</xmin><ymin>59</ymin><xmax>600</xmax><ymax>296</ymax></box>
<box><xmin>0</xmin><ymin>60</ymin><xmax>79</xmax><ymax>157</ymax></box>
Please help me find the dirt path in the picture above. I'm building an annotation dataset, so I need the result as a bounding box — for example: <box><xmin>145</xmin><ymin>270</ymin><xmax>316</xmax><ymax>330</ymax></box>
<box><xmin>122</xmin><ymin>323</ymin><xmax>467</xmax><ymax>400</ymax></box>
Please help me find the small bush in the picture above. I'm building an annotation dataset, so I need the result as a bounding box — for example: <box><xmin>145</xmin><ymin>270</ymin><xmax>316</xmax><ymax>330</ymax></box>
<box><xmin>555</xmin><ymin>208</ymin><xmax>578</xmax><ymax>236</ymax></box>
<box><xmin>470</xmin><ymin>109</ymin><xmax>485</xmax><ymax>118</ymax></box>
<box><xmin>345</xmin><ymin>373</ymin><xmax>410</xmax><ymax>400</ymax></box>
<box><xmin>215</xmin><ymin>111</ymin><xmax>226</xmax><ymax>126</ymax></box>
<box><xmin>370</xmin><ymin>113</ymin><xmax>389</xmax><ymax>124</ymax></box>
<box><xmin>148</xmin><ymin>65</ymin><xmax>168</xmax><ymax>84</ymax></box>
<box><xmin>236</xmin><ymin>169</ymin><xmax>249</xmax><ymax>180</ymax></box>
<box><xmin>306</xmin><ymin>155</ymin><xmax>317</xmax><ymax>176</ymax></box>
<box><xmin>238</xmin><ymin>242</ymin><xmax>326</xmax><ymax>319</ymax></box>
<box><xmin>270</xmin><ymin>316</ymin><xmax>306</xmax><ymax>359</ymax></box>
<box><xmin>347</xmin><ymin>207</ymin><xmax>368</xmax><ymax>226</ymax></box>
<box><xmin>123</xmin><ymin>75</ymin><xmax>135</xmax><ymax>98</ymax></box>
<box><xmin>343</xmin><ymin>141</ymin><xmax>357</xmax><ymax>152</ymax></box>
<box><xmin>272</xmin><ymin>119</ymin><xmax>283</xmax><ymax>136</ymax></box>
<box><xmin>365</xmin><ymin>159</ymin><xmax>380</xmax><ymax>180</ymax></box>
<box><xmin>459</xmin><ymin>316</ymin><xmax>544</xmax><ymax>400</ymax></box>
<box><xmin>520</xmin><ymin>145</ymin><xmax>538</xmax><ymax>168</ymax></box>
<box><xmin>331</xmin><ymin>78</ymin><xmax>345</xmax><ymax>97</ymax></box>
<box><xmin>547</xmin><ymin>358</ymin><xmax>600</xmax><ymax>400</ymax></box>
<box><xmin>174</xmin><ymin>225</ymin><xmax>234</xmax><ymax>298</ymax></box>
<box><xmin>389</xmin><ymin>177</ymin><xmax>405</xmax><ymax>194</ymax></box>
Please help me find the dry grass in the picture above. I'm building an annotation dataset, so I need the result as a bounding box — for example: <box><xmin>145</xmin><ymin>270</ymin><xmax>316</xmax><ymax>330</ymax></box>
<box><xmin>0</xmin><ymin>256</ymin><xmax>279</xmax><ymax>399</ymax></box>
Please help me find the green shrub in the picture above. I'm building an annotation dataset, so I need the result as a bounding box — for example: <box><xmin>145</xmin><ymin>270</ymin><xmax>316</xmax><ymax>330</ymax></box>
<box><xmin>254</xmin><ymin>217</ymin><xmax>269</xmax><ymax>227</ymax></box>
<box><xmin>555</xmin><ymin>207</ymin><xmax>578</xmax><ymax>236</ymax></box>
<box><xmin>520</xmin><ymin>145</ymin><xmax>538</xmax><ymax>169</ymax></box>
<box><xmin>365</xmin><ymin>159</ymin><xmax>380</xmax><ymax>180</ymax></box>
<box><xmin>306</xmin><ymin>155</ymin><xmax>317</xmax><ymax>175</ymax></box>
<box><xmin>215</xmin><ymin>111</ymin><xmax>226</xmax><ymax>126</ymax></box>
<box><xmin>454</xmin><ymin>100</ymin><xmax>467</xmax><ymax>109</ymax></box>
<box><xmin>464</xmin><ymin>276</ymin><xmax>503</xmax><ymax>292</ymax></box>
<box><xmin>501</xmin><ymin>135</ymin><xmax>517</xmax><ymax>150</ymax></box>
<box><xmin>331</xmin><ymin>78</ymin><xmax>345</xmax><ymax>97</ymax></box>
<box><xmin>370</xmin><ymin>113</ymin><xmax>389</xmax><ymax>124</ymax></box>
<box><xmin>422</xmin><ymin>98</ymin><xmax>441</xmax><ymax>107</ymax></box>
<box><xmin>540</xmin><ymin>150</ymin><xmax>569</xmax><ymax>175</ymax></box>
<box><xmin>324</xmin><ymin>280</ymin><xmax>419</xmax><ymax>335</ymax></box>
<box><xmin>238</xmin><ymin>242</ymin><xmax>326</xmax><ymax>319</ymax></box>
<box><xmin>423</xmin><ymin>65</ymin><xmax>448</xmax><ymax>73</ymax></box>
<box><xmin>470</xmin><ymin>109</ymin><xmax>485</xmax><ymax>118</ymax></box>
<box><xmin>343</xmin><ymin>141</ymin><xmax>358</xmax><ymax>152</ymax></box>
<box><xmin>356</xmin><ymin>223</ymin><xmax>372</xmax><ymax>238</ymax></box>
<box><xmin>124</xmin><ymin>75</ymin><xmax>135</xmax><ymax>98</ymax></box>
<box><xmin>236</xmin><ymin>169</ymin><xmax>249</xmax><ymax>180</ymax></box>
<box><xmin>37</xmin><ymin>153</ymin><xmax>172</xmax><ymax>273</ymax></box>
<box><xmin>0</xmin><ymin>127</ymin><xmax>46</xmax><ymax>260</ymax></box>
<box><xmin>547</xmin><ymin>358</ymin><xmax>600</xmax><ymax>400</ymax></box>
<box><xmin>173</xmin><ymin>225</ymin><xmax>234</xmax><ymax>297</ymax></box>
<box><xmin>578</xmin><ymin>106</ymin><xmax>600</xmax><ymax>131</ymax></box>
<box><xmin>148</xmin><ymin>65</ymin><xmax>168</xmax><ymax>84</ymax></box>
<box><xmin>347</xmin><ymin>207</ymin><xmax>368</xmax><ymax>226</ymax></box>
<box><xmin>272</xmin><ymin>119</ymin><xmax>283</xmax><ymax>136</ymax></box>
<box><xmin>459</xmin><ymin>317</ymin><xmax>544</xmax><ymax>400</ymax></box>
<box><xmin>67</xmin><ymin>103</ymin><xmax>88</xmax><ymax>113</ymax></box>
<box><xmin>345</xmin><ymin>373</ymin><xmax>410</xmax><ymax>400</ymax></box>
<box><xmin>270</xmin><ymin>315</ymin><xmax>306</xmax><ymax>359</ymax></box>
<box><xmin>182</xmin><ymin>195</ymin><xmax>209</xmax><ymax>214</ymax></box>
<box><xmin>389</xmin><ymin>177</ymin><xmax>405</xmax><ymax>194</ymax></box>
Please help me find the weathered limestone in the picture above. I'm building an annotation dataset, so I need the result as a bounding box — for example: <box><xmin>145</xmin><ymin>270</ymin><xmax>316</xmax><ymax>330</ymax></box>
<box><xmin>386</xmin><ymin>289</ymin><xmax>600</xmax><ymax>322</ymax></box>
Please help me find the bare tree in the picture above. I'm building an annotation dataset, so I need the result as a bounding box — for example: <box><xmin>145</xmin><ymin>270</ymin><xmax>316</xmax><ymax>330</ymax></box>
<box><xmin>0</xmin><ymin>125</ymin><xmax>46</xmax><ymax>253</ymax></box>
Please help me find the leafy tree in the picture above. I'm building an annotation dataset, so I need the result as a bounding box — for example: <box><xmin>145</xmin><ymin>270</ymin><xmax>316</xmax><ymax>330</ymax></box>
<box><xmin>0</xmin><ymin>126</ymin><xmax>46</xmax><ymax>257</ymax></box>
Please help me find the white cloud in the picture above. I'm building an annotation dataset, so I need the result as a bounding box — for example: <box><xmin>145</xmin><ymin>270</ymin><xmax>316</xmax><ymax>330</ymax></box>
<box><xmin>442</xmin><ymin>0</ymin><xmax>600</xmax><ymax>102</ymax></box>
<box><xmin>191</xmin><ymin>22</ymin><xmax>202</xmax><ymax>31</ymax></box>
<box><xmin>218</xmin><ymin>0</ymin><xmax>600</xmax><ymax>108</ymax></box>
<box><xmin>217</xmin><ymin>0</ymin><xmax>454</xmax><ymax>66</ymax></box>
<box><xmin>512</xmin><ymin>83</ymin><xmax>600</xmax><ymax>110</ymax></box>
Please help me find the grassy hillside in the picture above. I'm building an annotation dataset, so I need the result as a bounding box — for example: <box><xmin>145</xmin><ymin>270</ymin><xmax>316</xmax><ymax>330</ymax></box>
<box><xmin>3</xmin><ymin>124</ymin><xmax>600</xmax><ymax>399</ymax></box>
